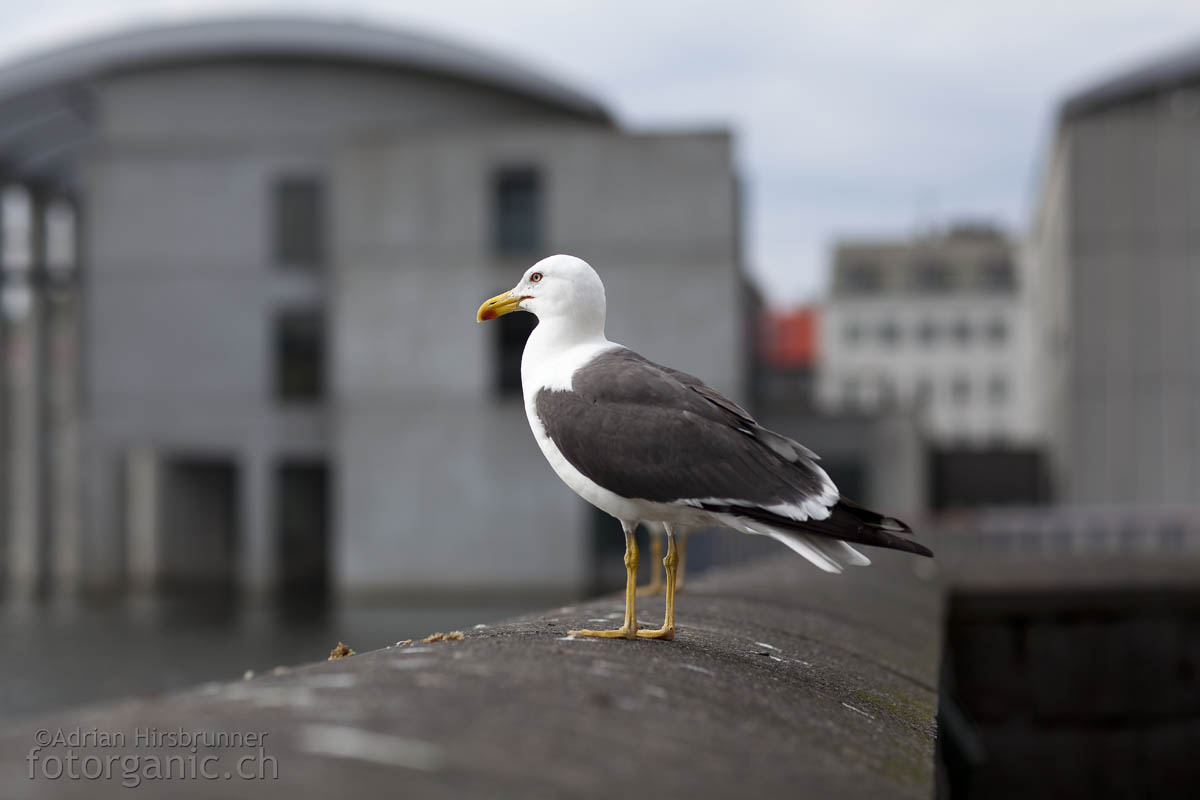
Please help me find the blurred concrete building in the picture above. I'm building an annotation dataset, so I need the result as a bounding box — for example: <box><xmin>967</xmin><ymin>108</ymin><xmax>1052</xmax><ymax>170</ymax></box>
<box><xmin>818</xmin><ymin>225</ymin><xmax>1041</xmax><ymax>446</ymax></box>
<box><xmin>816</xmin><ymin>226</ymin><xmax>1048</xmax><ymax>508</ymax></box>
<box><xmin>1032</xmin><ymin>47</ymin><xmax>1200</xmax><ymax>505</ymax></box>
<box><xmin>0</xmin><ymin>17</ymin><xmax>739</xmax><ymax>599</ymax></box>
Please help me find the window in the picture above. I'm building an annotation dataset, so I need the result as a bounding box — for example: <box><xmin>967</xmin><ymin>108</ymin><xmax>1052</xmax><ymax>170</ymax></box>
<box><xmin>841</xmin><ymin>261</ymin><xmax>882</xmax><ymax>293</ymax></box>
<box><xmin>277</xmin><ymin>460</ymin><xmax>330</xmax><ymax>600</ymax></box>
<box><xmin>980</xmin><ymin>258</ymin><xmax>1016</xmax><ymax>290</ymax></box>
<box><xmin>952</xmin><ymin>319</ymin><xmax>972</xmax><ymax>345</ymax></box>
<box><xmin>986</xmin><ymin>318</ymin><xmax>1008</xmax><ymax>343</ymax></box>
<box><xmin>495</xmin><ymin>312</ymin><xmax>538</xmax><ymax>397</ymax></box>
<box><xmin>492</xmin><ymin>167</ymin><xmax>543</xmax><ymax>255</ymax></box>
<box><xmin>917</xmin><ymin>320</ymin><xmax>938</xmax><ymax>344</ymax></box>
<box><xmin>160</xmin><ymin>456</ymin><xmax>238</xmax><ymax>588</ymax></box>
<box><xmin>274</xmin><ymin>308</ymin><xmax>325</xmax><ymax>403</ymax></box>
<box><xmin>490</xmin><ymin>167</ymin><xmax>542</xmax><ymax>394</ymax></box>
<box><xmin>273</xmin><ymin>176</ymin><xmax>326</xmax><ymax>269</ymax></box>
<box><xmin>878</xmin><ymin>320</ymin><xmax>901</xmax><ymax>345</ymax></box>
<box><xmin>913</xmin><ymin>259</ymin><xmax>952</xmax><ymax>291</ymax></box>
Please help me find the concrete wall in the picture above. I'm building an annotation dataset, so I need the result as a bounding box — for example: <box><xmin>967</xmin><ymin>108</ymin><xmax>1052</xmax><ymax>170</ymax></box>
<box><xmin>1029</xmin><ymin>131</ymin><xmax>1073</xmax><ymax>498</ymax></box>
<box><xmin>79</xmin><ymin>60</ymin><xmax>606</xmax><ymax>592</ymax></box>
<box><xmin>332</xmin><ymin>126</ymin><xmax>738</xmax><ymax>595</ymax></box>
<box><xmin>0</xmin><ymin>557</ymin><xmax>942</xmax><ymax>799</ymax></box>
<box><xmin>1039</xmin><ymin>96</ymin><xmax>1200</xmax><ymax>503</ymax></box>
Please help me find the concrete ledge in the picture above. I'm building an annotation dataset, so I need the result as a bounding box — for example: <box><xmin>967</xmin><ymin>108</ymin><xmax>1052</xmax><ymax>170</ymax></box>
<box><xmin>1</xmin><ymin>553</ymin><xmax>940</xmax><ymax>798</ymax></box>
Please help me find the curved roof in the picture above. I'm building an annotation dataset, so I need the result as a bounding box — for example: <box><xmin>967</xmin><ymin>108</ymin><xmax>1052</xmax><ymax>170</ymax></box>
<box><xmin>1062</xmin><ymin>38</ymin><xmax>1200</xmax><ymax>120</ymax></box>
<box><xmin>0</xmin><ymin>15</ymin><xmax>612</xmax><ymax>190</ymax></box>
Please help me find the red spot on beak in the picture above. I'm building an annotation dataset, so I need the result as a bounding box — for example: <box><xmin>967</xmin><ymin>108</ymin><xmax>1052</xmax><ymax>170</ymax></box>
<box><xmin>479</xmin><ymin>308</ymin><xmax>497</xmax><ymax>321</ymax></box>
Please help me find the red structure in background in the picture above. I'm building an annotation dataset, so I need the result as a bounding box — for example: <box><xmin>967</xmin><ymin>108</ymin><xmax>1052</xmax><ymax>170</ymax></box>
<box><xmin>761</xmin><ymin>306</ymin><xmax>819</xmax><ymax>369</ymax></box>
<box><xmin>754</xmin><ymin>306</ymin><xmax>820</xmax><ymax>412</ymax></box>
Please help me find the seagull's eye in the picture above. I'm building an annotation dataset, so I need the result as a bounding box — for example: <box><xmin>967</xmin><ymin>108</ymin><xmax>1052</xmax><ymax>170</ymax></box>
<box><xmin>530</xmin><ymin>272</ymin><xmax>543</xmax><ymax>283</ymax></box>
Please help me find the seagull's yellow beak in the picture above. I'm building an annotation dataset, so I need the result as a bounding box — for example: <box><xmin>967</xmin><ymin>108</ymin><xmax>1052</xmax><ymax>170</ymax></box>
<box><xmin>477</xmin><ymin>291</ymin><xmax>524</xmax><ymax>322</ymax></box>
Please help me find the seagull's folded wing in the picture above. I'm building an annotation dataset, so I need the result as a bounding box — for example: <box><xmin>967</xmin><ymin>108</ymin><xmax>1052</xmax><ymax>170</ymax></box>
<box><xmin>534</xmin><ymin>347</ymin><xmax>836</xmax><ymax>521</ymax></box>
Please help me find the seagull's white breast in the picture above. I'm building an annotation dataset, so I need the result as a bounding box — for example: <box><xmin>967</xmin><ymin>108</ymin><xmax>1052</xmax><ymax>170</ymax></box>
<box><xmin>521</xmin><ymin>340</ymin><xmax>649</xmax><ymax>520</ymax></box>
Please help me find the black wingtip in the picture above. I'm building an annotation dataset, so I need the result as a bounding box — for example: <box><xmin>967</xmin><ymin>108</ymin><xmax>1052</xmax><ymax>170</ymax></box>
<box><xmin>833</xmin><ymin>497</ymin><xmax>931</xmax><ymax>557</ymax></box>
<box><xmin>906</xmin><ymin>539</ymin><xmax>935</xmax><ymax>558</ymax></box>
<box><xmin>838</xmin><ymin>496</ymin><xmax>913</xmax><ymax>531</ymax></box>
<box><xmin>709</xmin><ymin>498</ymin><xmax>934</xmax><ymax>559</ymax></box>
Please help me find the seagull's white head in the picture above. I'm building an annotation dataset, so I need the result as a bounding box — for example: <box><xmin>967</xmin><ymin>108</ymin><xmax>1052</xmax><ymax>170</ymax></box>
<box><xmin>476</xmin><ymin>254</ymin><xmax>606</xmax><ymax>336</ymax></box>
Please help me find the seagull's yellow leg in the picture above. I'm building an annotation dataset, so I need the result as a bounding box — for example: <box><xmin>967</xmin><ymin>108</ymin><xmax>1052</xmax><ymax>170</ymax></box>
<box><xmin>636</xmin><ymin>531</ymin><xmax>664</xmax><ymax>596</ymax></box>
<box><xmin>569</xmin><ymin>524</ymin><xmax>639</xmax><ymax>639</ymax></box>
<box><xmin>638</xmin><ymin>525</ymin><xmax>678</xmax><ymax>640</ymax></box>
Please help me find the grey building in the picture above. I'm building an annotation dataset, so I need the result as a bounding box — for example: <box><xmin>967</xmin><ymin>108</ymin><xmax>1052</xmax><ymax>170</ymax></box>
<box><xmin>806</xmin><ymin>224</ymin><xmax>1052</xmax><ymax>510</ymax></box>
<box><xmin>1032</xmin><ymin>45</ymin><xmax>1200</xmax><ymax>505</ymax></box>
<box><xmin>0</xmin><ymin>17</ymin><xmax>740</xmax><ymax>599</ymax></box>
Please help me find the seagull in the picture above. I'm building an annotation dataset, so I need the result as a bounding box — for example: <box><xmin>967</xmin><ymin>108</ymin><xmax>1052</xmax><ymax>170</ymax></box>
<box><xmin>477</xmin><ymin>255</ymin><xmax>932</xmax><ymax>641</ymax></box>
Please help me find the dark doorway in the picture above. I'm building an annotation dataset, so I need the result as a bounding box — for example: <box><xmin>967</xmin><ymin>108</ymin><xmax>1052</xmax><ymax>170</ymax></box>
<box><xmin>276</xmin><ymin>459</ymin><xmax>330</xmax><ymax>604</ymax></box>
<box><xmin>160</xmin><ymin>456</ymin><xmax>239</xmax><ymax>591</ymax></box>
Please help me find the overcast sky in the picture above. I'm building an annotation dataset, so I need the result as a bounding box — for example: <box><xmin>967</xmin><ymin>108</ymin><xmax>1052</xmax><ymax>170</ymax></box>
<box><xmin>0</xmin><ymin>1</ymin><xmax>1196</xmax><ymax>305</ymax></box>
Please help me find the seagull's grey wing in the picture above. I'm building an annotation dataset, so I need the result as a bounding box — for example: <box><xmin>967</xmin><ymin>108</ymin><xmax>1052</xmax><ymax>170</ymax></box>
<box><xmin>535</xmin><ymin>348</ymin><xmax>932</xmax><ymax>558</ymax></box>
<box><xmin>534</xmin><ymin>348</ymin><xmax>834</xmax><ymax>516</ymax></box>
<box><xmin>654</xmin><ymin>363</ymin><xmax>756</xmax><ymax>425</ymax></box>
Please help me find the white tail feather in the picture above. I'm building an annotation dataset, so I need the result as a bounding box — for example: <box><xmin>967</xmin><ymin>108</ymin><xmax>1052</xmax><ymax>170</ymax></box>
<box><xmin>767</xmin><ymin>531</ymin><xmax>844</xmax><ymax>573</ymax></box>
<box><xmin>809</xmin><ymin>536</ymin><xmax>871</xmax><ymax>567</ymax></box>
<box><xmin>714</xmin><ymin>514</ymin><xmax>870</xmax><ymax>573</ymax></box>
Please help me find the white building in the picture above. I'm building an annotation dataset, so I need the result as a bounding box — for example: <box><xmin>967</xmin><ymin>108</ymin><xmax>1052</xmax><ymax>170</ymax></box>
<box><xmin>817</xmin><ymin>226</ymin><xmax>1043</xmax><ymax>448</ymax></box>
